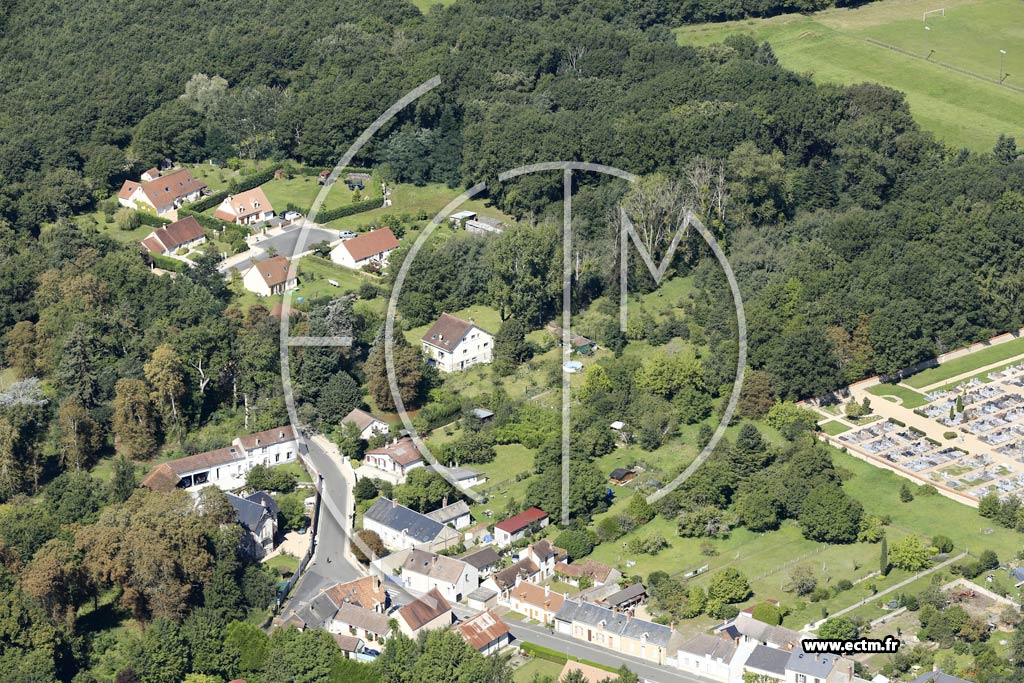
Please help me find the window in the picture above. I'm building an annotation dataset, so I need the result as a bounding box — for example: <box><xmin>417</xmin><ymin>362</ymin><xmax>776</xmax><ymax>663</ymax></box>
<box><xmin>275</xmin><ymin>454</ymin><xmax>280</xmax><ymax>463</ymax></box>
<box><xmin>796</xmin><ymin>675</ymin><xmax>807</xmax><ymax>683</ymax></box>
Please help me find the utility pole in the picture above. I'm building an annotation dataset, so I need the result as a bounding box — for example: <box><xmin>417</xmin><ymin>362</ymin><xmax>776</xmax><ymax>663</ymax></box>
<box><xmin>1000</xmin><ymin>49</ymin><xmax>1008</xmax><ymax>83</ymax></box>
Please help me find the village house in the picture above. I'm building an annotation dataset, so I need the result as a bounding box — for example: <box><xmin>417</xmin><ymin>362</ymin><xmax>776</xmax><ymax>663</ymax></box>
<box><xmin>362</xmin><ymin>437</ymin><xmax>424</xmax><ymax>483</ymax></box>
<box><xmin>425</xmin><ymin>499</ymin><xmax>473</xmax><ymax>529</ymax></box>
<box><xmin>501</xmin><ymin>581</ymin><xmax>565</xmax><ymax>626</ymax></box>
<box><xmin>440</xmin><ymin>465</ymin><xmax>487</xmax><ymax>490</ymax></box>
<box><xmin>452</xmin><ymin>610</ymin><xmax>512</xmax><ymax>656</ymax></box>
<box><xmin>485</xmin><ymin>556</ymin><xmax>541</xmax><ymax>592</ymax></box>
<box><xmin>493</xmin><ymin>507</ymin><xmax>549</xmax><ymax>547</ymax></box>
<box><xmin>553</xmin><ymin>559</ymin><xmax>621</xmax><ymax>588</ymax></box>
<box><xmin>275</xmin><ymin>576</ymin><xmax>389</xmax><ymax>643</ymax></box>
<box><xmin>225</xmin><ymin>491</ymin><xmax>278</xmax><ymax>559</ymax></box>
<box><xmin>459</xmin><ymin>546</ymin><xmax>500</xmax><ymax>578</ymax></box>
<box><xmin>601</xmin><ymin>583</ymin><xmax>647</xmax><ymax>613</ymax></box>
<box><xmin>332</xmin><ymin>634</ymin><xmax>366</xmax><ymax>661</ymax></box>
<box><xmin>242</xmin><ymin>255</ymin><xmax>298</xmax><ymax>296</ymax></box>
<box><xmin>141</xmin><ymin>167</ymin><xmax>161</xmax><ymax>181</ymax></box>
<box><xmin>717</xmin><ymin>609</ymin><xmax>804</xmax><ymax>650</ymax></box>
<box><xmin>400</xmin><ymin>549</ymin><xmax>479</xmax><ymax>603</ymax></box>
<box><xmin>342</xmin><ymin>408</ymin><xmax>389</xmax><ymax>441</ymax></box>
<box><xmin>464</xmin><ymin>215</ymin><xmax>505</xmax><ymax>235</ymax></box>
<box><xmin>522</xmin><ymin>539</ymin><xmax>567</xmax><ymax>581</ymax></box>
<box><xmin>675</xmin><ymin>634</ymin><xmax>738</xmax><ymax>683</ymax></box>
<box><xmin>118</xmin><ymin>168</ymin><xmax>208</xmax><ymax>215</ymax></box>
<box><xmin>609</xmin><ymin>467</ymin><xmax>636</xmax><ymax>485</ymax></box>
<box><xmin>330</xmin><ymin>227</ymin><xmax>399</xmax><ymax>270</ymax></box>
<box><xmin>331</xmin><ymin>604</ymin><xmax>392</xmax><ymax>644</ymax></box>
<box><xmin>742</xmin><ymin>645</ymin><xmax>792</xmax><ymax>681</ymax></box>
<box><xmin>213</xmin><ymin>187</ymin><xmax>275</xmax><ymax>225</ymax></box>
<box><xmin>140</xmin><ymin>425</ymin><xmax>299</xmax><ymax>492</ymax></box>
<box><xmin>140</xmin><ymin>216</ymin><xmax>207</xmax><ymax>256</ymax></box>
<box><xmin>554</xmin><ymin>599</ymin><xmax>682</xmax><ymax>666</ymax></box>
<box><xmin>420</xmin><ymin>313</ymin><xmax>494</xmax><ymax>373</ymax></box>
<box><xmin>362</xmin><ymin>498</ymin><xmax>460</xmax><ymax>552</ymax></box>
<box><xmin>395</xmin><ymin>588</ymin><xmax>453</xmax><ymax>638</ymax></box>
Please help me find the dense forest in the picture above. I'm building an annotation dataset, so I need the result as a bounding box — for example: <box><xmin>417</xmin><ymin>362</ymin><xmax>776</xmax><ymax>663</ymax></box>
<box><xmin>1</xmin><ymin>0</ymin><xmax>1023</xmax><ymax>680</ymax></box>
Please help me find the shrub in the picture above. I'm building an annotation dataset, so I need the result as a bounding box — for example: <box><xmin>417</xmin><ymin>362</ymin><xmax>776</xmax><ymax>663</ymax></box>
<box><xmin>836</xmin><ymin>579</ymin><xmax>854</xmax><ymax>591</ymax></box>
<box><xmin>751</xmin><ymin>602</ymin><xmax>782</xmax><ymax>625</ymax></box>
<box><xmin>944</xmin><ymin>431</ymin><xmax>957</xmax><ymax>440</ymax></box>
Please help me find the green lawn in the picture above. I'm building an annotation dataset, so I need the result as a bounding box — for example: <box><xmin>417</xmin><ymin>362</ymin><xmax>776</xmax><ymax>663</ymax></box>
<box><xmin>410</xmin><ymin>0</ymin><xmax>455</xmax><ymax>12</ymax></box>
<box><xmin>264</xmin><ymin>553</ymin><xmax>300</xmax><ymax>576</ymax></box>
<box><xmin>513</xmin><ymin>659</ymin><xmax>563</xmax><ymax>683</ymax></box>
<box><xmin>866</xmin><ymin>383</ymin><xmax>929</xmax><ymax>408</ymax></box>
<box><xmin>675</xmin><ymin>0</ymin><xmax>1024</xmax><ymax>151</ymax></box>
<box><xmin>261</xmin><ymin>172</ymin><xmax>381</xmax><ymax>216</ymax></box>
<box><xmin>819</xmin><ymin>420</ymin><xmax>852</xmax><ymax>436</ymax></box>
<box><xmin>323</xmin><ymin>182</ymin><xmax>509</xmax><ymax>233</ymax></box>
<box><xmin>904</xmin><ymin>335</ymin><xmax>1024</xmax><ymax>388</ymax></box>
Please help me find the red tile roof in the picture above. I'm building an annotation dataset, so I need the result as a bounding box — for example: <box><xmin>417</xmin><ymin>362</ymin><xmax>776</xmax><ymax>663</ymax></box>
<box><xmin>338</xmin><ymin>227</ymin><xmax>399</xmax><ymax>262</ymax></box>
<box><xmin>142</xmin><ymin>216</ymin><xmax>205</xmax><ymax>253</ymax></box>
<box><xmin>495</xmin><ymin>507</ymin><xmax>548</xmax><ymax>534</ymax></box>
<box><xmin>398</xmin><ymin>588</ymin><xmax>451</xmax><ymax>632</ymax></box>
<box><xmin>137</xmin><ymin>168</ymin><xmax>207</xmax><ymax>208</ymax></box>
<box><xmin>118</xmin><ymin>180</ymin><xmax>140</xmax><ymax>200</ymax></box>
<box><xmin>249</xmin><ymin>255</ymin><xmax>294</xmax><ymax>288</ymax></box>
<box><xmin>365</xmin><ymin>437</ymin><xmax>422</xmax><ymax>466</ymax></box>
<box><xmin>237</xmin><ymin>425</ymin><xmax>296</xmax><ymax>450</ymax></box>
<box><xmin>213</xmin><ymin>187</ymin><xmax>273</xmax><ymax>221</ymax></box>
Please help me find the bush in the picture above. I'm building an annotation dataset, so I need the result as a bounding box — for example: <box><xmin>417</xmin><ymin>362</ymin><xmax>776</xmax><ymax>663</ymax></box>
<box><xmin>555</xmin><ymin>529</ymin><xmax>597</xmax><ymax>560</ymax></box>
<box><xmin>315</xmin><ymin>197</ymin><xmax>381</xmax><ymax>223</ymax></box>
<box><xmin>150</xmin><ymin>254</ymin><xmax>185</xmax><ymax>272</ymax></box>
<box><xmin>932</xmin><ymin>535</ymin><xmax>954</xmax><ymax>554</ymax></box>
<box><xmin>944</xmin><ymin>431</ymin><xmax>957</xmax><ymax>440</ymax></box>
<box><xmin>358</xmin><ymin>282</ymin><xmax>378</xmax><ymax>299</ymax></box>
<box><xmin>836</xmin><ymin>579</ymin><xmax>853</xmax><ymax>591</ymax></box>
<box><xmin>245</xmin><ymin>464</ymin><xmax>297</xmax><ymax>493</ymax></box>
<box><xmin>751</xmin><ymin>602</ymin><xmax>782</xmax><ymax>625</ymax></box>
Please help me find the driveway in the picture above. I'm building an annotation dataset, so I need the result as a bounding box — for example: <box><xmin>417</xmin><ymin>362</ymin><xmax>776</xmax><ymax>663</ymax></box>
<box><xmin>224</xmin><ymin>223</ymin><xmax>339</xmax><ymax>274</ymax></box>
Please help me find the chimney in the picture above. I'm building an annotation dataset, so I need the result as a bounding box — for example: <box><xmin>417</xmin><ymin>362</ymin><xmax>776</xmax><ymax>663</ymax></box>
<box><xmin>545</xmin><ymin>584</ymin><xmax>550</xmax><ymax>597</ymax></box>
<box><xmin>442</xmin><ymin>495</ymin><xmax>448</xmax><ymax>508</ymax></box>
<box><xmin>392</xmin><ymin>499</ymin><xmax>398</xmax><ymax>508</ymax></box>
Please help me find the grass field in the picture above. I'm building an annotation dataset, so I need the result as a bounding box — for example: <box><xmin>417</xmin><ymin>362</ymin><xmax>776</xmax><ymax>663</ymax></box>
<box><xmin>819</xmin><ymin>420</ymin><xmax>852</xmax><ymax>436</ymax></box>
<box><xmin>513</xmin><ymin>659</ymin><xmax>563</xmax><ymax>683</ymax></box>
<box><xmin>675</xmin><ymin>0</ymin><xmax>1024</xmax><ymax>151</ymax></box>
<box><xmin>904</xmin><ymin>335</ymin><xmax>1024</xmax><ymax>388</ymax></box>
<box><xmin>410</xmin><ymin>0</ymin><xmax>455</xmax><ymax>11</ymax></box>
<box><xmin>323</xmin><ymin>182</ymin><xmax>508</xmax><ymax>233</ymax></box>
<box><xmin>866</xmin><ymin>382</ymin><xmax>929</xmax><ymax>408</ymax></box>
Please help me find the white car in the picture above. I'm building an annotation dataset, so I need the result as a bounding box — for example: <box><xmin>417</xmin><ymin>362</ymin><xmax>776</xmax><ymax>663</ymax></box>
<box><xmin>283</xmin><ymin>210</ymin><xmax>302</xmax><ymax>221</ymax></box>
<box><xmin>338</xmin><ymin>230</ymin><xmax>357</xmax><ymax>239</ymax></box>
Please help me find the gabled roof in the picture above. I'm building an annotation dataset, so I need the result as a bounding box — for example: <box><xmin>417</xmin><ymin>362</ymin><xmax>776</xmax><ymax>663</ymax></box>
<box><xmin>452</xmin><ymin>610</ymin><xmax>510</xmax><ymax>651</ymax></box>
<box><xmin>332</xmin><ymin>633</ymin><xmax>363</xmax><ymax>653</ymax></box>
<box><xmin>214</xmin><ymin>187</ymin><xmax>273</xmax><ymax>220</ymax></box>
<box><xmin>678</xmin><ymin>633</ymin><xmax>736</xmax><ymax>663</ymax></box>
<box><xmin>237</xmin><ymin>425</ymin><xmax>296</xmax><ymax>450</ymax></box>
<box><xmin>402</xmin><ymin>549</ymin><xmax>471</xmax><ymax>585</ymax></box>
<box><xmin>508</xmin><ymin>581</ymin><xmax>565</xmax><ymax>613</ymax></box>
<box><xmin>554</xmin><ymin>559</ymin><xmax>617</xmax><ymax>584</ymax></box>
<box><xmin>460</xmin><ymin>546</ymin><xmax>500</xmax><ymax>570</ymax></box>
<box><xmin>143</xmin><ymin>216</ymin><xmax>205</xmax><ymax>253</ymax></box>
<box><xmin>528</xmin><ymin>539</ymin><xmax>565</xmax><ymax>561</ymax></box>
<box><xmin>137</xmin><ymin>168</ymin><xmax>208</xmax><ymax>207</ymax></box>
<box><xmin>247</xmin><ymin>255</ymin><xmax>293</xmax><ymax>288</ymax></box>
<box><xmin>343</xmin><ymin>408</ymin><xmax>387</xmax><ymax>432</ymax></box>
<box><xmin>733</xmin><ymin>611</ymin><xmax>803</xmax><ymax>647</ymax></box>
<box><xmin>338</xmin><ymin>227</ymin><xmax>399</xmax><ymax>261</ymax></box>
<box><xmin>786</xmin><ymin>649</ymin><xmax>839</xmax><ymax>678</ymax></box>
<box><xmin>425</xmin><ymin>501</ymin><xmax>472</xmax><ymax>526</ymax></box>
<box><xmin>365</xmin><ymin>437</ymin><xmax>422</xmax><ymax>466</ymax></box>
<box><xmin>743</xmin><ymin>645</ymin><xmax>790</xmax><ymax>675</ymax></box>
<box><xmin>139</xmin><ymin>463</ymin><xmax>181</xmax><ymax>492</ymax></box>
<box><xmin>492</xmin><ymin>558</ymin><xmax>540</xmax><ymax>590</ymax></box>
<box><xmin>246</xmin><ymin>490</ymin><xmax>280</xmax><ymax>519</ymax></box>
<box><xmin>421</xmin><ymin>313</ymin><xmax>479</xmax><ymax>353</ymax></box>
<box><xmin>119</xmin><ymin>180</ymin><xmax>140</xmax><ymax>200</ymax></box>
<box><xmin>363</xmin><ymin>498</ymin><xmax>448</xmax><ymax>544</ymax></box>
<box><xmin>139</xmin><ymin>446</ymin><xmax>245</xmax><ymax>492</ymax></box>
<box><xmin>495</xmin><ymin>507</ymin><xmax>548</xmax><ymax>534</ymax></box>
<box><xmin>333</xmin><ymin>603</ymin><xmax>390</xmax><ymax>636</ymax></box>
<box><xmin>554</xmin><ymin>600</ymin><xmax>675</xmax><ymax>647</ymax></box>
<box><xmin>398</xmin><ymin>588</ymin><xmax>451</xmax><ymax>632</ymax></box>
<box><xmin>609</xmin><ymin>467</ymin><xmax>632</xmax><ymax>480</ymax></box>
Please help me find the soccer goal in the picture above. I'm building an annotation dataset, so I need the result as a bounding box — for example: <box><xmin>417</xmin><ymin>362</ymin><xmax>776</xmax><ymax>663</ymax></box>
<box><xmin>923</xmin><ymin>8</ymin><xmax>945</xmax><ymax>21</ymax></box>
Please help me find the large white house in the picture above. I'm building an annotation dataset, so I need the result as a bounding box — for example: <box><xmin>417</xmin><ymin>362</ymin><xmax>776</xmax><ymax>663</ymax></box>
<box><xmin>118</xmin><ymin>168</ymin><xmax>208</xmax><ymax>215</ymax></box>
<box><xmin>400</xmin><ymin>549</ymin><xmax>479</xmax><ymax>603</ymax></box>
<box><xmin>342</xmin><ymin>408</ymin><xmax>389</xmax><ymax>441</ymax></box>
<box><xmin>140</xmin><ymin>425</ymin><xmax>299</xmax><ymax>492</ymax></box>
<box><xmin>420</xmin><ymin>313</ymin><xmax>494</xmax><ymax>373</ymax></box>
<box><xmin>362</xmin><ymin>498</ymin><xmax>460</xmax><ymax>552</ymax></box>
<box><xmin>242</xmin><ymin>255</ymin><xmax>298</xmax><ymax>296</ymax></box>
<box><xmin>363</xmin><ymin>437</ymin><xmax>424</xmax><ymax>482</ymax></box>
<box><xmin>213</xmin><ymin>187</ymin><xmax>275</xmax><ymax>225</ymax></box>
<box><xmin>330</xmin><ymin>228</ymin><xmax>399</xmax><ymax>270</ymax></box>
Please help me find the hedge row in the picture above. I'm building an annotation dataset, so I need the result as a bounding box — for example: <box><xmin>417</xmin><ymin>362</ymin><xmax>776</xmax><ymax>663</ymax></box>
<box><xmin>518</xmin><ymin>643</ymin><xmax>616</xmax><ymax>673</ymax></box>
<box><xmin>136</xmin><ymin>212</ymin><xmax>171</xmax><ymax>228</ymax></box>
<box><xmin>177</xmin><ymin>207</ymin><xmax>232</xmax><ymax>232</ymax></box>
<box><xmin>150</xmin><ymin>254</ymin><xmax>185</xmax><ymax>272</ymax></box>
<box><xmin>188</xmin><ymin>190</ymin><xmax>229</xmax><ymax>213</ymax></box>
<box><xmin>314</xmin><ymin>197</ymin><xmax>382</xmax><ymax>223</ymax></box>
<box><xmin>230</xmin><ymin>167</ymin><xmax>276</xmax><ymax>194</ymax></box>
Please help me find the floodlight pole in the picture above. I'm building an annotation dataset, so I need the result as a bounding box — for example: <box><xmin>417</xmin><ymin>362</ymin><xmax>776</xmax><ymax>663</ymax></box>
<box><xmin>1000</xmin><ymin>49</ymin><xmax>1007</xmax><ymax>83</ymax></box>
<box><xmin>924</xmin><ymin>26</ymin><xmax>931</xmax><ymax>58</ymax></box>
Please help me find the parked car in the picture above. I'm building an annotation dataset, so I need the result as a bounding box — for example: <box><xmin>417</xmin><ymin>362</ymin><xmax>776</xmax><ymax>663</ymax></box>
<box><xmin>283</xmin><ymin>210</ymin><xmax>302</xmax><ymax>221</ymax></box>
<box><xmin>338</xmin><ymin>230</ymin><xmax>357</xmax><ymax>239</ymax></box>
<box><xmin>362</xmin><ymin>648</ymin><xmax>381</xmax><ymax>657</ymax></box>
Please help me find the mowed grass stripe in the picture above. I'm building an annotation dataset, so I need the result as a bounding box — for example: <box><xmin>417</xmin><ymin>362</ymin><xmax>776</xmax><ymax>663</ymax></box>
<box><xmin>904</xmin><ymin>335</ymin><xmax>1024</xmax><ymax>388</ymax></box>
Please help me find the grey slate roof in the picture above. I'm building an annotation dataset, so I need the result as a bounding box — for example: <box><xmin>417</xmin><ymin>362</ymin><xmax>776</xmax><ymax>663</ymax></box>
<box><xmin>787</xmin><ymin>649</ymin><xmax>838</xmax><ymax>678</ymax></box>
<box><xmin>467</xmin><ymin>586</ymin><xmax>497</xmax><ymax>602</ymax></box>
<box><xmin>364</xmin><ymin>498</ymin><xmax>447</xmax><ymax>543</ymax></box>
<box><xmin>460</xmin><ymin>546</ymin><xmax>500</xmax><ymax>570</ymax></box>
<box><xmin>425</xmin><ymin>500</ymin><xmax>471</xmax><ymax>526</ymax></box>
<box><xmin>246</xmin><ymin>490</ymin><xmax>280</xmax><ymax>519</ymax></box>
<box><xmin>678</xmin><ymin>633</ymin><xmax>737</xmax><ymax>663</ymax></box>
<box><xmin>225</xmin><ymin>492</ymin><xmax>273</xmax><ymax>533</ymax></box>
<box><xmin>554</xmin><ymin>600</ymin><xmax>675</xmax><ymax>647</ymax></box>
<box><xmin>909</xmin><ymin>672</ymin><xmax>973</xmax><ymax>683</ymax></box>
<box><xmin>603</xmin><ymin>582</ymin><xmax>646</xmax><ymax>608</ymax></box>
<box><xmin>744</xmin><ymin>645</ymin><xmax>790</xmax><ymax>676</ymax></box>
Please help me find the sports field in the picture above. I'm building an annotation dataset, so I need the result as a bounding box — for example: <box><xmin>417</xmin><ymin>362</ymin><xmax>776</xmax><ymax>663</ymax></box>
<box><xmin>675</xmin><ymin>0</ymin><xmax>1024</xmax><ymax>151</ymax></box>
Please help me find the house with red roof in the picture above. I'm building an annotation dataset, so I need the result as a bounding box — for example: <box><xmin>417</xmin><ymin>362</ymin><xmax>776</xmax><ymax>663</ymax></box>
<box><xmin>117</xmin><ymin>168</ymin><xmax>208</xmax><ymax>215</ymax></box>
<box><xmin>494</xmin><ymin>507</ymin><xmax>549</xmax><ymax>547</ymax></box>
<box><xmin>330</xmin><ymin>227</ymin><xmax>399</xmax><ymax>270</ymax></box>
<box><xmin>140</xmin><ymin>216</ymin><xmax>207</xmax><ymax>256</ymax></box>
<box><xmin>213</xmin><ymin>187</ymin><xmax>275</xmax><ymax>225</ymax></box>
<box><xmin>363</xmin><ymin>436</ymin><xmax>424</xmax><ymax>483</ymax></box>
<box><xmin>452</xmin><ymin>610</ymin><xmax>512</xmax><ymax>656</ymax></box>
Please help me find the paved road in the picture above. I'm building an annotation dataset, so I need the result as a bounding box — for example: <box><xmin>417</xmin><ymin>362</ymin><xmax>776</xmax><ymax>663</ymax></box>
<box><xmin>286</xmin><ymin>435</ymin><xmax>364</xmax><ymax>607</ymax></box>
<box><xmin>506</xmin><ymin>620</ymin><xmax>713</xmax><ymax>683</ymax></box>
<box><xmin>224</xmin><ymin>224</ymin><xmax>339</xmax><ymax>274</ymax></box>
